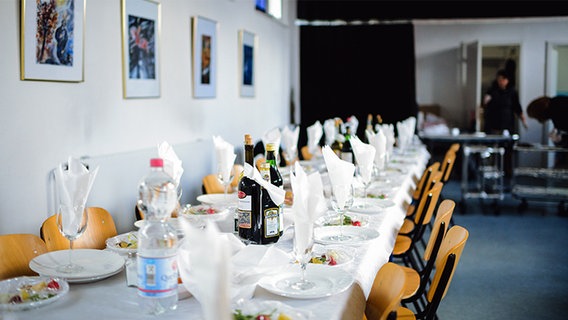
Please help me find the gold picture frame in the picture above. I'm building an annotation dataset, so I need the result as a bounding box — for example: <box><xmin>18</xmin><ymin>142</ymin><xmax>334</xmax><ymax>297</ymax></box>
<box><xmin>20</xmin><ymin>0</ymin><xmax>86</xmax><ymax>82</ymax></box>
<box><xmin>121</xmin><ymin>0</ymin><xmax>161</xmax><ymax>98</ymax></box>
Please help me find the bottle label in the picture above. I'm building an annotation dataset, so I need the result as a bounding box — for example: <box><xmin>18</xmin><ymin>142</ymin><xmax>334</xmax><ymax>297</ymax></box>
<box><xmin>278</xmin><ymin>204</ymin><xmax>284</xmax><ymax>233</ymax></box>
<box><xmin>238</xmin><ymin>195</ymin><xmax>252</xmax><ymax>228</ymax></box>
<box><xmin>264</xmin><ymin>207</ymin><xmax>279</xmax><ymax>237</ymax></box>
<box><xmin>137</xmin><ymin>255</ymin><xmax>178</xmax><ymax>298</ymax></box>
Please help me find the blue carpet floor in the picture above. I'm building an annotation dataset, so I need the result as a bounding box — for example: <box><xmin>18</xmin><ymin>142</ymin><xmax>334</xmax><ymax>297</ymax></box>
<box><xmin>432</xmin><ymin>180</ymin><xmax>568</xmax><ymax>319</ymax></box>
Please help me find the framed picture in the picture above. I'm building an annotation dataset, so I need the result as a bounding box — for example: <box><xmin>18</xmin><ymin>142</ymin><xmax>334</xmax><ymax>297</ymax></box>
<box><xmin>20</xmin><ymin>0</ymin><xmax>85</xmax><ymax>82</ymax></box>
<box><xmin>192</xmin><ymin>16</ymin><xmax>217</xmax><ymax>98</ymax></box>
<box><xmin>239</xmin><ymin>30</ymin><xmax>257</xmax><ymax>97</ymax></box>
<box><xmin>121</xmin><ymin>0</ymin><xmax>161</xmax><ymax>98</ymax></box>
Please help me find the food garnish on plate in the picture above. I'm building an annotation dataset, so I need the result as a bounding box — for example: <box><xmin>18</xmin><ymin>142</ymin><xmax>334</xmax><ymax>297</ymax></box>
<box><xmin>323</xmin><ymin>214</ymin><xmax>362</xmax><ymax>227</ymax></box>
<box><xmin>310</xmin><ymin>249</ymin><xmax>340</xmax><ymax>266</ymax></box>
<box><xmin>233</xmin><ymin>308</ymin><xmax>292</xmax><ymax>320</ymax></box>
<box><xmin>0</xmin><ymin>278</ymin><xmax>61</xmax><ymax>305</ymax></box>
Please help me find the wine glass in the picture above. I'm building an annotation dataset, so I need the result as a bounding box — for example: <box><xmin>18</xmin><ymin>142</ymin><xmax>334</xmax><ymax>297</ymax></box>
<box><xmin>289</xmin><ymin>221</ymin><xmax>315</xmax><ymax>290</ymax></box>
<box><xmin>283</xmin><ymin>146</ymin><xmax>298</xmax><ymax>173</ymax></box>
<box><xmin>330</xmin><ymin>184</ymin><xmax>354</xmax><ymax>242</ymax></box>
<box><xmin>357</xmin><ymin>162</ymin><xmax>374</xmax><ymax>205</ymax></box>
<box><xmin>217</xmin><ymin>164</ymin><xmax>235</xmax><ymax>203</ymax></box>
<box><xmin>56</xmin><ymin>204</ymin><xmax>88</xmax><ymax>273</ymax></box>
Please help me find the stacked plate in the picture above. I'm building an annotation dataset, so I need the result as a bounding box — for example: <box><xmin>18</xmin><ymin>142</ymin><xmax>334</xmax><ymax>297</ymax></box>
<box><xmin>29</xmin><ymin>249</ymin><xmax>124</xmax><ymax>283</ymax></box>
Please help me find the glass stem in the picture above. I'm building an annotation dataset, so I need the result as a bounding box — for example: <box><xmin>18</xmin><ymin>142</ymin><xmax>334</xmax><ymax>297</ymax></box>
<box><xmin>68</xmin><ymin>239</ymin><xmax>74</xmax><ymax>265</ymax></box>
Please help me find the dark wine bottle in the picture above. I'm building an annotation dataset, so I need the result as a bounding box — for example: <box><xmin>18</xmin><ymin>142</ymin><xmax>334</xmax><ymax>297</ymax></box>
<box><xmin>265</xmin><ymin>143</ymin><xmax>284</xmax><ymax>236</ymax></box>
<box><xmin>341</xmin><ymin>125</ymin><xmax>354</xmax><ymax>164</ymax></box>
<box><xmin>237</xmin><ymin>134</ymin><xmax>262</xmax><ymax>244</ymax></box>
<box><xmin>259</xmin><ymin>162</ymin><xmax>280</xmax><ymax>244</ymax></box>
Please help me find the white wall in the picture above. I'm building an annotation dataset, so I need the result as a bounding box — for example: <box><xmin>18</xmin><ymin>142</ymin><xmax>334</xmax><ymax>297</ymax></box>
<box><xmin>0</xmin><ymin>0</ymin><xmax>298</xmax><ymax>235</ymax></box>
<box><xmin>414</xmin><ymin>17</ymin><xmax>568</xmax><ymax>138</ymax></box>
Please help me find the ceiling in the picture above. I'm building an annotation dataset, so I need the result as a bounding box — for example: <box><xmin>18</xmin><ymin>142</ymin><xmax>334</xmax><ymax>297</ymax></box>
<box><xmin>297</xmin><ymin>1</ymin><xmax>568</xmax><ymax>22</ymax></box>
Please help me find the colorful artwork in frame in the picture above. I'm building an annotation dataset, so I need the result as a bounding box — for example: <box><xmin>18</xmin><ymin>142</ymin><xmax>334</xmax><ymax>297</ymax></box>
<box><xmin>20</xmin><ymin>0</ymin><xmax>85</xmax><ymax>82</ymax></box>
<box><xmin>192</xmin><ymin>16</ymin><xmax>217</xmax><ymax>98</ymax></box>
<box><xmin>121</xmin><ymin>0</ymin><xmax>161</xmax><ymax>98</ymax></box>
<box><xmin>239</xmin><ymin>30</ymin><xmax>256</xmax><ymax>97</ymax></box>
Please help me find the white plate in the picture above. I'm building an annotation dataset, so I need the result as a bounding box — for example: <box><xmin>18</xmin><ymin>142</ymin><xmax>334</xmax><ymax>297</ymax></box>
<box><xmin>232</xmin><ymin>299</ymin><xmax>312</xmax><ymax>320</ymax></box>
<box><xmin>315</xmin><ymin>212</ymin><xmax>368</xmax><ymax>227</ymax></box>
<box><xmin>314</xmin><ymin>226</ymin><xmax>380</xmax><ymax>245</ymax></box>
<box><xmin>180</xmin><ymin>205</ymin><xmax>229</xmax><ymax>221</ymax></box>
<box><xmin>310</xmin><ymin>245</ymin><xmax>354</xmax><ymax>266</ymax></box>
<box><xmin>258</xmin><ymin>264</ymin><xmax>354</xmax><ymax>299</ymax></box>
<box><xmin>0</xmin><ymin>276</ymin><xmax>69</xmax><ymax>311</ymax></box>
<box><xmin>29</xmin><ymin>249</ymin><xmax>124</xmax><ymax>283</ymax></box>
<box><xmin>196</xmin><ymin>193</ymin><xmax>238</xmax><ymax>206</ymax></box>
<box><xmin>105</xmin><ymin>232</ymin><xmax>138</xmax><ymax>255</ymax></box>
<box><xmin>349</xmin><ymin>199</ymin><xmax>396</xmax><ymax>214</ymax></box>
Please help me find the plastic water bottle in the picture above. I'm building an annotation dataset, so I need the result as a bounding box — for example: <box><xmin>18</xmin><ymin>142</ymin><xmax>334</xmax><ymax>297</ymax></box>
<box><xmin>137</xmin><ymin>158</ymin><xmax>178</xmax><ymax>314</ymax></box>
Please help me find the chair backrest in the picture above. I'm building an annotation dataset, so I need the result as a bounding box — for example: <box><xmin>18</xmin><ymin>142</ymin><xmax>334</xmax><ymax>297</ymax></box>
<box><xmin>413</xmin><ymin>162</ymin><xmax>440</xmax><ymax>201</ymax></box>
<box><xmin>366</xmin><ymin>262</ymin><xmax>407</xmax><ymax>320</ymax></box>
<box><xmin>413</xmin><ymin>181</ymin><xmax>443</xmax><ymax>229</ymax></box>
<box><xmin>0</xmin><ymin>234</ymin><xmax>48</xmax><ymax>280</ymax></box>
<box><xmin>424</xmin><ymin>199</ymin><xmax>455</xmax><ymax>262</ymax></box>
<box><xmin>301</xmin><ymin>145</ymin><xmax>313</xmax><ymax>160</ymax></box>
<box><xmin>230</xmin><ymin>164</ymin><xmax>244</xmax><ymax>189</ymax></box>
<box><xmin>423</xmin><ymin>225</ymin><xmax>469</xmax><ymax>320</ymax></box>
<box><xmin>40</xmin><ymin>207</ymin><xmax>118</xmax><ymax>251</ymax></box>
<box><xmin>439</xmin><ymin>146</ymin><xmax>459</xmax><ymax>183</ymax></box>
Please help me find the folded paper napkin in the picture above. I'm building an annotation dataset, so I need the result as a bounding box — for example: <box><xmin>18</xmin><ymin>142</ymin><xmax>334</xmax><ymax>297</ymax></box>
<box><xmin>55</xmin><ymin>157</ymin><xmax>99</xmax><ymax>234</ymax></box>
<box><xmin>377</xmin><ymin>124</ymin><xmax>396</xmax><ymax>156</ymax></box>
<box><xmin>262</xmin><ymin>127</ymin><xmax>281</xmax><ymax>155</ymax></box>
<box><xmin>290</xmin><ymin>162</ymin><xmax>327</xmax><ymax>254</ymax></box>
<box><xmin>321</xmin><ymin>146</ymin><xmax>355</xmax><ymax>207</ymax></box>
<box><xmin>323</xmin><ymin>118</ymin><xmax>336</xmax><ymax>145</ymax></box>
<box><xmin>366</xmin><ymin>129</ymin><xmax>387</xmax><ymax>170</ymax></box>
<box><xmin>231</xmin><ymin>244</ymin><xmax>291</xmax><ymax>300</ymax></box>
<box><xmin>350</xmin><ymin>136</ymin><xmax>376</xmax><ymax>184</ymax></box>
<box><xmin>178</xmin><ymin>220</ymin><xmax>234</xmax><ymax>320</ymax></box>
<box><xmin>307</xmin><ymin>121</ymin><xmax>323</xmax><ymax>155</ymax></box>
<box><xmin>213</xmin><ymin>135</ymin><xmax>237</xmax><ymax>183</ymax></box>
<box><xmin>243</xmin><ymin>163</ymin><xmax>285</xmax><ymax>205</ymax></box>
<box><xmin>281</xmin><ymin>125</ymin><xmax>300</xmax><ymax>155</ymax></box>
<box><xmin>346</xmin><ymin>115</ymin><xmax>359</xmax><ymax>136</ymax></box>
<box><xmin>158</xmin><ymin>141</ymin><xmax>184</xmax><ymax>186</ymax></box>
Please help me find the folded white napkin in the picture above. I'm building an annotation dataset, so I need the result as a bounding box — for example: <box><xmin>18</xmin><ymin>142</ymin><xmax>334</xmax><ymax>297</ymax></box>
<box><xmin>281</xmin><ymin>125</ymin><xmax>300</xmax><ymax>158</ymax></box>
<box><xmin>262</xmin><ymin>127</ymin><xmax>281</xmax><ymax>156</ymax></box>
<box><xmin>231</xmin><ymin>245</ymin><xmax>291</xmax><ymax>300</ymax></box>
<box><xmin>55</xmin><ymin>157</ymin><xmax>99</xmax><ymax>234</ymax></box>
<box><xmin>323</xmin><ymin>118</ymin><xmax>336</xmax><ymax>146</ymax></box>
<box><xmin>346</xmin><ymin>115</ymin><xmax>359</xmax><ymax>137</ymax></box>
<box><xmin>321</xmin><ymin>146</ymin><xmax>355</xmax><ymax>207</ymax></box>
<box><xmin>306</xmin><ymin>121</ymin><xmax>323</xmax><ymax>155</ymax></box>
<box><xmin>243</xmin><ymin>163</ymin><xmax>285</xmax><ymax>205</ymax></box>
<box><xmin>366</xmin><ymin>129</ymin><xmax>387</xmax><ymax>170</ymax></box>
<box><xmin>290</xmin><ymin>162</ymin><xmax>327</xmax><ymax>254</ymax></box>
<box><xmin>213</xmin><ymin>135</ymin><xmax>237</xmax><ymax>183</ymax></box>
<box><xmin>178</xmin><ymin>220</ymin><xmax>233</xmax><ymax>320</ymax></box>
<box><xmin>396</xmin><ymin>117</ymin><xmax>416</xmax><ymax>150</ymax></box>
<box><xmin>350</xmin><ymin>136</ymin><xmax>376</xmax><ymax>184</ymax></box>
<box><xmin>158</xmin><ymin>141</ymin><xmax>184</xmax><ymax>187</ymax></box>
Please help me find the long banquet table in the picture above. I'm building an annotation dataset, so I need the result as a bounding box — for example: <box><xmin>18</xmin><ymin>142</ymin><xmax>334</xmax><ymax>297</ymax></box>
<box><xmin>7</xmin><ymin>144</ymin><xmax>430</xmax><ymax>320</ymax></box>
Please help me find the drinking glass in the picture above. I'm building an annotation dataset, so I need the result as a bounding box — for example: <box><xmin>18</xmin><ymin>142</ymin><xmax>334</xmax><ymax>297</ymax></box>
<box><xmin>357</xmin><ymin>163</ymin><xmax>374</xmax><ymax>203</ymax></box>
<box><xmin>56</xmin><ymin>204</ymin><xmax>88</xmax><ymax>273</ymax></box>
<box><xmin>330</xmin><ymin>184</ymin><xmax>354</xmax><ymax>241</ymax></box>
<box><xmin>289</xmin><ymin>221</ymin><xmax>315</xmax><ymax>290</ymax></box>
<box><xmin>217</xmin><ymin>164</ymin><xmax>235</xmax><ymax>202</ymax></box>
<box><xmin>283</xmin><ymin>146</ymin><xmax>298</xmax><ymax>173</ymax></box>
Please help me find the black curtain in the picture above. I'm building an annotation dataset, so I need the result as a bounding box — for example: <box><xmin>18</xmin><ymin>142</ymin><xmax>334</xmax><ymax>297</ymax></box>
<box><xmin>299</xmin><ymin>23</ymin><xmax>416</xmax><ymax>148</ymax></box>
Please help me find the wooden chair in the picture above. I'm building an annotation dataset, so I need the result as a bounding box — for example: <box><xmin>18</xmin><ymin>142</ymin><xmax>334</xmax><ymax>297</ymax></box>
<box><xmin>392</xmin><ymin>182</ymin><xmax>443</xmax><ymax>270</ymax></box>
<box><xmin>405</xmin><ymin>162</ymin><xmax>440</xmax><ymax>220</ymax></box>
<box><xmin>365</xmin><ymin>262</ymin><xmax>407</xmax><ymax>320</ymax></box>
<box><xmin>400</xmin><ymin>170</ymin><xmax>443</xmax><ymax>236</ymax></box>
<box><xmin>399</xmin><ymin>200</ymin><xmax>456</xmax><ymax>312</ymax></box>
<box><xmin>0</xmin><ymin>234</ymin><xmax>48</xmax><ymax>280</ymax></box>
<box><xmin>301</xmin><ymin>145</ymin><xmax>321</xmax><ymax>160</ymax></box>
<box><xmin>401</xmin><ymin>225</ymin><xmax>469</xmax><ymax>320</ymax></box>
<box><xmin>440</xmin><ymin>143</ymin><xmax>460</xmax><ymax>184</ymax></box>
<box><xmin>40</xmin><ymin>207</ymin><xmax>118</xmax><ymax>251</ymax></box>
<box><xmin>202</xmin><ymin>164</ymin><xmax>243</xmax><ymax>194</ymax></box>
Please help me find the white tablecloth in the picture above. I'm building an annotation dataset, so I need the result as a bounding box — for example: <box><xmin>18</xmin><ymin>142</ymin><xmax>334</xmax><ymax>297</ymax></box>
<box><xmin>5</xmin><ymin>144</ymin><xmax>429</xmax><ymax>320</ymax></box>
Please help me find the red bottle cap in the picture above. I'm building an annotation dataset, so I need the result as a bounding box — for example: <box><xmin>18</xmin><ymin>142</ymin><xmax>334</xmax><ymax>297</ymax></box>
<box><xmin>150</xmin><ymin>158</ymin><xmax>164</xmax><ymax>167</ymax></box>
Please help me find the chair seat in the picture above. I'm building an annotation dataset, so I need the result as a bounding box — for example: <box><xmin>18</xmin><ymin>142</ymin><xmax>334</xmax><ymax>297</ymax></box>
<box><xmin>397</xmin><ymin>306</ymin><xmax>417</xmax><ymax>319</ymax></box>
<box><xmin>400</xmin><ymin>266</ymin><xmax>420</xmax><ymax>299</ymax></box>
<box><xmin>405</xmin><ymin>204</ymin><xmax>415</xmax><ymax>217</ymax></box>
<box><xmin>392</xmin><ymin>235</ymin><xmax>412</xmax><ymax>255</ymax></box>
<box><xmin>399</xmin><ymin>219</ymin><xmax>415</xmax><ymax>235</ymax></box>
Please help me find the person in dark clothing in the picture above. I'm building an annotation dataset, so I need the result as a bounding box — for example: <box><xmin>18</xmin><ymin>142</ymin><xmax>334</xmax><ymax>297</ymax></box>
<box><xmin>482</xmin><ymin>69</ymin><xmax>527</xmax><ymax>135</ymax></box>
<box><xmin>527</xmin><ymin>95</ymin><xmax>568</xmax><ymax>147</ymax></box>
